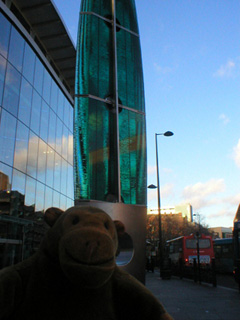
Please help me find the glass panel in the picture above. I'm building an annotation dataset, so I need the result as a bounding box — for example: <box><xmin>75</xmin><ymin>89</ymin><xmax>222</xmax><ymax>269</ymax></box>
<box><xmin>35</xmin><ymin>181</ymin><xmax>45</xmax><ymax>212</ymax></box>
<box><xmin>80</xmin><ymin>0</ymin><xmax>111</xmax><ymax>17</ymax></box>
<box><xmin>68</xmin><ymin>132</ymin><xmax>73</xmax><ymax>165</ymax></box>
<box><xmin>61</xmin><ymin>159</ymin><xmax>67</xmax><ymax>195</ymax></box>
<box><xmin>42</xmin><ymin>69</ymin><xmax>51</xmax><ymax>105</ymax></box>
<box><xmin>55</xmin><ymin>117</ymin><xmax>63</xmax><ymax>155</ymax></box>
<box><xmin>27</xmin><ymin>131</ymin><xmax>39</xmax><ymax>179</ymax></box>
<box><xmin>12</xmin><ymin>169</ymin><xmax>26</xmax><ymax>195</ymax></box>
<box><xmin>64</xmin><ymin>99</ymin><xmax>70</xmax><ymax>128</ymax></box>
<box><xmin>0</xmin><ymin>12</ymin><xmax>11</xmax><ymax>58</ymax></box>
<box><xmin>54</xmin><ymin>153</ymin><xmax>61</xmax><ymax>192</ymax></box>
<box><xmin>2</xmin><ymin>63</ymin><xmax>21</xmax><ymax>117</ymax></box>
<box><xmin>8</xmin><ymin>26</ymin><xmax>25</xmax><ymax>73</ymax></box>
<box><xmin>117</xmin><ymin>30</ymin><xmax>144</xmax><ymax>111</ymax></box>
<box><xmin>37</xmin><ymin>139</ymin><xmax>47</xmax><ymax>184</ymax></box>
<box><xmin>66</xmin><ymin>198</ymin><xmax>74</xmax><ymax>210</ymax></box>
<box><xmin>46</xmin><ymin>146</ymin><xmax>54</xmax><ymax>188</ymax></box>
<box><xmin>45</xmin><ymin>186</ymin><xmax>53</xmax><ymax>210</ymax></box>
<box><xmin>74</xmin><ymin>98</ymin><xmax>110</xmax><ymax>201</ymax></box>
<box><xmin>22</xmin><ymin>43</ymin><xmax>36</xmax><ymax>85</ymax></box>
<box><xmin>40</xmin><ymin>101</ymin><xmax>49</xmax><ymax>143</ymax></box>
<box><xmin>0</xmin><ymin>162</ymin><xmax>12</xmax><ymax>192</ymax></box>
<box><xmin>30</xmin><ymin>90</ymin><xmax>41</xmax><ymax>135</ymax></box>
<box><xmin>33</xmin><ymin>57</ymin><xmax>44</xmax><ymax>95</ymax></box>
<box><xmin>0</xmin><ymin>55</ymin><xmax>7</xmax><ymax>106</ymax></box>
<box><xmin>69</xmin><ymin>104</ymin><xmax>73</xmax><ymax>132</ymax></box>
<box><xmin>75</xmin><ymin>15</ymin><xmax>113</xmax><ymax>100</ymax></box>
<box><xmin>18</xmin><ymin>78</ymin><xmax>33</xmax><ymax>126</ymax></box>
<box><xmin>0</xmin><ymin>109</ymin><xmax>17</xmax><ymax>166</ymax></box>
<box><xmin>67</xmin><ymin>163</ymin><xmax>74</xmax><ymax>199</ymax></box>
<box><xmin>48</xmin><ymin>108</ymin><xmax>56</xmax><ymax>150</ymax></box>
<box><xmin>60</xmin><ymin>195</ymin><xmax>67</xmax><ymax>211</ymax></box>
<box><xmin>57</xmin><ymin>90</ymin><xmax>64</xmax><ymax>121</ymax></box>
<box><xmin>119</xmin><ymin>110</ymin><xmax>146</xmax><ymax>205</ymax></box>
<box><xmin>116</xmin><ymin>0</ymin><xmax>139</xmax><ymax>34</ymax></box>
<box><xmin>50</xmin><ymin>80</ymin><xmax>58</xmax><ymax>113</ymax></box>
<box><xmin>62</xmin><ymin>125</ymin><xmax>68</xmax><ymax>160</ymax></box>
<box><xmin>53</xmin><ymin>190</ymin><xmax>60</xmax><ymax>208</ymax></box>
<box><xmin>25</xmin><ymin>176</ymin><xmax>36</xmax><ymax>207</ymax></box>
<box><xmin>13</xmin><ymin>121</ymin><xmax>29</xmax><ymax>173</ymax></box>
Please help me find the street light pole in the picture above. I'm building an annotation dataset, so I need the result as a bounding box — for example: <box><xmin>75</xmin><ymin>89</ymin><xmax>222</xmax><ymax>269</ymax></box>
<box><xmin>155</xmin><ymin>131</ymin><xmax>174</xmax><ymax>277</ymax></box>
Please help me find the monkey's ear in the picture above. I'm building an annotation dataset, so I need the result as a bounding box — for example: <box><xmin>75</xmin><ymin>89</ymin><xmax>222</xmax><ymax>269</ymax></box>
<box><xmin>44</xmin><ymin>207</ymin><xmax>64</xmax><ymax>227</ymax></box>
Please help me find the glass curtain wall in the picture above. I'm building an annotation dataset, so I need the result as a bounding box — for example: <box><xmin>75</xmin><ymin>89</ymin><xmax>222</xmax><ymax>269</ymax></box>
<box><xmin>0</xmin><ymin>11</ymin><xmax>74</xmax><ymax>214</ymax></box>
<box><xmin>74</xmin><ymin>0</ymin><xmax>146</xmax><ymax>205</ymax></box>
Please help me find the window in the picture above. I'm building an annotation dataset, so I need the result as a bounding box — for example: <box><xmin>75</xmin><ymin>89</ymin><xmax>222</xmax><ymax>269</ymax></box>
<box><xmin>35</xmin><ymin>181</ymin><xmax>45</xmax><ymax>212</ymax></box>
<box><xmin>2</xmin><ymin>63</ymin><xmax>21</xmax><ymax>117</ymax></box>
<box><xmin>54</xmin><ymin>153</ymin><xmax>61</xmax><ymax>192</ymax></box>
<box><xmin>37</xmin><ymin>139</ymin><xmax>47</xmax><ymax>184</ymax></box>
<box><xmin>46</xmin><ymin>146</ymin><xmax>54</xmax><ymax>188</ymax></box>
<box><xmin>48</xmin><ymin>109</ymin><xmax>56</xmax><ymax>150</ymax></box>
<box><xmin>18</xmin><ymin>78</ymin><xmax>33</xmax><ymax>126</ymax></box>
<box><xmin>22</xmin><ymin>43</ymin><xmax>36</xmax><ymax>85</ymax></box>
<box><xmin>42</xmin><ymin>69</ymin><xmax>51</xmax><ymax>105</ymax></box>
<box><xmin>39</xmin><ymin>101</ymin><xmax>49</xmax><ymax>143</ymax></box>
<box><xmin>27</xmin><ymin>131</ymin><xmax>39</xmax><ymax>179</ymax></box>
<box><xmin>45</xmin><ymin>186</ymin><xmax>53</xmax><ymax>210</ymax></box>
<box><xmin>0</xmin><ymin>109</ymin><xmax>17</xmax><ymax>166</ymax></box>
<box><xmin>8</xmin><ymin>26</ymin><xmax>25</xmax><ymax>72</ymax></box>
<box><xmin>186</xmin><ymin>239</ymin><xmax>211</xmax><ymax>249</ymax></box>
<box><xmin>13</xmin><ymin>121</ymin><xmax>29</xmax><ymax>173</ymax></box>
<box><xmin>0</xmin><ymin>55</ymin><xmax>6</xmax><ymax>105</ymax></box>
<box><xmin>12</xmin><ymin>169</ymin><xmax>26</xmax><ymax>195</ymax></box>
<box><xmin>53</xmin><ymin>190</ymin><xmax>60</xmax><ymax>208</ymax></box>
<box><xmin>30</xmin><ymin>90</ymin><xmax>41</xmax><ymax>136</ymax></box>
<box><xmin>25</xmin><ymin>176</ymin><xmax>36</xmax><ymax>207</ymax></box>
<box><xmin>0</xmin><ymin>162</ymin><xmax>12</xmax><ymax>192</ymax></box>
<box><xmin>55</xmin><ymin>117</ymin><xmax>63</xmax><ymax>155</ymax></box>
<box><xmin>0</xmin><ymin>13</ymin><xmax>11</xmax><ymax>59</ymax></box>
<box><xmin>33</xmin><ymin>57</ymin><xmax>44</xmax><ymax>95</ymax></box>
<box><xmin>50</xmin><ymin>80</ymin><xmax>58</xmax><ymax>113</ymax></box>
<box><xmin>57</xmin><ymin>90</ymin><xmax>64</xmax><ymax>121</ymax></box>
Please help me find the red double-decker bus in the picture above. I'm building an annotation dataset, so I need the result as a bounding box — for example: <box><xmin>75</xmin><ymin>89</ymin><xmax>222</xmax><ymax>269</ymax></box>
<box><xmin>166</xmin><ymin>233</ymin><xmax>215</xmax><ymax>267</ymax></box>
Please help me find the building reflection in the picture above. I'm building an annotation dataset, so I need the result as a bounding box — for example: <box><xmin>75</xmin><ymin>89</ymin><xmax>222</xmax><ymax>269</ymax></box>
<box><xmin>0</xmin><ymin>171</ymin><xmax>48</xmax><ymax>268</ymax></box>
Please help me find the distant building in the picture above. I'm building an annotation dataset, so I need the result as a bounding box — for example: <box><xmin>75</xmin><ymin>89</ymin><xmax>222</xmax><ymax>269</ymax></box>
<box><xmin>209</xmin><ymin>227</ymin><xmax>232</xmax><ymax>239</ymax></box>
<box><xmin>148</xmin><ymin>203</ymin><xmax>193</xmax><ymax>222</ymax></box>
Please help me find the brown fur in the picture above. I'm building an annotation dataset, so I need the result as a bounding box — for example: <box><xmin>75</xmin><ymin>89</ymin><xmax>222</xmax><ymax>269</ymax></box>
<box><xmin>0</xmin><ymin>206</ymin><xmax>172</xmax><ymax>320</ymax></box>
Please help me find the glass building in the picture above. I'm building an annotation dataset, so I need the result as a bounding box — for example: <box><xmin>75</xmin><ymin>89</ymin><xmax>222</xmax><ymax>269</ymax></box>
<box><xmin>0</xmin><ymin>0</ymin><xmax>75</xmax><ymax>267</ymax></box>
<box><xmin>75</xmin><ymin>0</ymin><xmax>147</xmax><ymax>205</ymax></box>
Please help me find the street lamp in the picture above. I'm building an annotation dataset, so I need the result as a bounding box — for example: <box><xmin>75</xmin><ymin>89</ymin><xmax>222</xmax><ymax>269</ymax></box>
<box><xmin>148</xmin><ymin>131</ymin><xmax>174</xmax><ymax>278</ymax></box>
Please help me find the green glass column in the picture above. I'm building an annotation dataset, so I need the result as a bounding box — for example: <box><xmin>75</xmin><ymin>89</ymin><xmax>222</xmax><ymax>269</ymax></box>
<box><xmin>74</xmin><ymin>0</ymin><xmax>146</xmax><ymax>205</ymax></box>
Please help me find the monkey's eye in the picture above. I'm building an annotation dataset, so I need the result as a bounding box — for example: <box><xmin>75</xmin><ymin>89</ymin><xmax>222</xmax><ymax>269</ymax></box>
<box><xmin>104</xmin><ymin>221</ymin><xmax>110</xmax><ymax>230</ymax></box>
<box><xmin>72</xmin><ymin>216</ymin><xmax>79</xmax><ymax>225</ymax></box>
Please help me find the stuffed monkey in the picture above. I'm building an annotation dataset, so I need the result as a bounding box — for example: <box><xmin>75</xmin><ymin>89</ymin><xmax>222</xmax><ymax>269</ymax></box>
<box><xmin>0</xmin><ymin>206</ymin><xmax>172</xmax><ymax>320</ymax></box>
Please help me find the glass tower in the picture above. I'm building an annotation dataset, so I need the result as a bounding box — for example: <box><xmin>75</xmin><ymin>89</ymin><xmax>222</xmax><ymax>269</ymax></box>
<box><xmin>74</xmin><ymin>0</ymin><xmax>146</xmax><ymax>205</ymax></box>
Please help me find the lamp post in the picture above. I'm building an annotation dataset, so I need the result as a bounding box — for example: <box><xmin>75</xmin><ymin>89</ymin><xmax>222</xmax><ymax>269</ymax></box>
<box><xmin>148</xmin><ymin>131</ymin><xmax>174</xmax><ymax>277</ymax></box>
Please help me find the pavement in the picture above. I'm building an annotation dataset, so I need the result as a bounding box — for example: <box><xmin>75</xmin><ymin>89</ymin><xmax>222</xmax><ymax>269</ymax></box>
<box><xmin>145</xmin><ymin>270</ymin><xmax>240</xmax><ymax>320</ymax></box>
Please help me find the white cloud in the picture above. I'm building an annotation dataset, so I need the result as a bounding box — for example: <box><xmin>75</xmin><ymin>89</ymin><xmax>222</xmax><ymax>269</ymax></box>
<box><xmin>161</xmin><ymin>183</ymin><xmax>174</xmax><ymax>198</ymax></box>
<box><xmin>182</xmin><ymin>179</ymin><xmax>225</xmax><ymax>210</ymax></box>
<box><xmin>214</xmin><ymin>59</ymin><xmax>235</xmax><ymax>78</ymax></box>
<box><xmin>233</xmin><ymin>139</ymin><xmax>240</xmax><ymax>168</ymax></box>
<box><xmin>219</xmin><ymin>113</ymin><xmax>230</xmax><ymax>125</ymax></box>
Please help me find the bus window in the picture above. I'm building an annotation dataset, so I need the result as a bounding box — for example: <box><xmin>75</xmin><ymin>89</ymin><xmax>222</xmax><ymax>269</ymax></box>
<box><xmin>186</xmin><ymin>239</ymin><xmax>211</xmax><ymax>249</ymax></box>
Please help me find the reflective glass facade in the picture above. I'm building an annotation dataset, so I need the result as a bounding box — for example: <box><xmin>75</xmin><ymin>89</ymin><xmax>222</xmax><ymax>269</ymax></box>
<box><xmin>0</xmin><ymin>11</ymin><xmax>74</xmax><ymax>215</ymax></box>
<box><xmin>75</xmin><ymin>0</ymin><xmax>146</xmax><ymax>205</ymax></box>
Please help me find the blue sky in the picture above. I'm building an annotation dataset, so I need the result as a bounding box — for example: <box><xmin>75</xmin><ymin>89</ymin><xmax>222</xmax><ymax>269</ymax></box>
<box><xmin>54</xmin><ymin>0</ymin><xmax>240</xmax><ymax>228</ymax></box>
